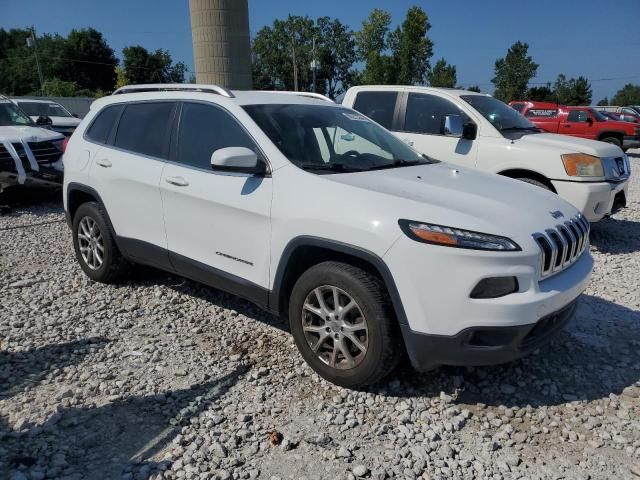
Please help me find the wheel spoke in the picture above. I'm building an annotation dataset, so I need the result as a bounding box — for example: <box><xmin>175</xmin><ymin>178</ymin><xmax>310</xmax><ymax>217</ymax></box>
<box><xmin>342</xmin><ymin>321</ymin><xmax>366</xmax><ymax>333</ymax></box>
<box><xmin>95</xmin><ymin>242</ymin><xmax>104</xmax><ymax>253</ymax></box>
<box><xmin>329</xmin><ymin>343</ymin><xmax>339</xmax><ymax>367</ymax></box>
<box><xmin>303</xmin><ymin>303</ymin><xmax>324</xmax><ymax>319</ymax></box>
<box><xmin>344</xmin><ymin>332</ymin><xmax>367</xmax><ymax>353</ymax></box>
<box><xmin>312</xmin><ymin>333</ymin><xmax>329</xmax><ymax>353</ymax></box>
<box><xmin>313</xmin><ymin>288</ymin><xmax>331</xmax><ymax>317</ymax></box>
<box><xmin>337</xmin><ymin>338</ymin><xmax>355</xmax><ymax>366</ymax></box>
<box><xmin>332</xmin><ymin>287</ymin><xmax>340</xmax><ymax>312</ymax></box>
<box><xmin>93</xmin><ymin>248</ymin><xmax>103</xmax><ymax>264</ymax></box>
<box><xmin>302</xmin><ymin>324</ymin><xmax>326</xmax><ymax>334</ymax></box>
<box><xmin>339</xmin><ymin>300</ymin><xmax>357</xmax><ymax>319</ymax></box>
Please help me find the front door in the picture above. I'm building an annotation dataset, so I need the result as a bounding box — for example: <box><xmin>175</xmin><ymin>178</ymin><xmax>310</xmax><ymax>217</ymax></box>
<box><xmin>395</xmin><ymin>92</ymin><xmax>478</xmax><ymax>166</ymax></box>
<box><xmin>160</xmin><ymin>101</ymin><xmax>272</xmax><ymax>302</ymax></box>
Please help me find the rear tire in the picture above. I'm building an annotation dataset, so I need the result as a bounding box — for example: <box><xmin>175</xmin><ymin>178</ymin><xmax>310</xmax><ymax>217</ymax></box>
<box><xmin>288</xmin><ymin>261</ymin><xmax>401</xmax><ymax>388</ymax></box>
<box><xmin>601</xmin><ymin>136</ymin><xmax>622</xmax><ymax>148</ymax></box>
<box><xmin>72</xmin><ymin>202</ymin><xmax>126</xmax><ymax>283</ymax></box>
<box><xmin>516</xmin><ymin>177</ymin><xmax>551</xmax><ymax>191</ymax></box>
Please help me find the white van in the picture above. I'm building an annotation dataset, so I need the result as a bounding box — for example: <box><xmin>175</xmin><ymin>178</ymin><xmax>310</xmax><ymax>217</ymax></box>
<box><xmin>343</xmin><ymin>86</ymin><xmax>630</xmax><ymax>222</ymax></box>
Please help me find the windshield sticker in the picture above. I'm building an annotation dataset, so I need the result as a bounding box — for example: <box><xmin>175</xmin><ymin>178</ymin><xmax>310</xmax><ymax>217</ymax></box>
<box><xmin>342</xmin><ymin>112</ymin><xmax>368</xmax><ymax>122</ymax></box>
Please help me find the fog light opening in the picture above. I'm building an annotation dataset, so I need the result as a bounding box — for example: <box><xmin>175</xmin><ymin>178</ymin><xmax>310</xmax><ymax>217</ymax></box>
<box><xmin>470</xmin><ymin>276</ymin><xmax>518</xmax><ymax>299</ymax></box>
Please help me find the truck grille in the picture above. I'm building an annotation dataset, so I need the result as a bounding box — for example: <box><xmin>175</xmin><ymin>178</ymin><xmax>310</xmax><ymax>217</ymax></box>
<box><xmin>27</xmin><ymin>141</ymin><xmax>62</xmax><ymax>164</ymax></box>
<box><xmin>533</xmin><ymin>214</ymin><xmax>590</xmax><ymax>278</ymax></box>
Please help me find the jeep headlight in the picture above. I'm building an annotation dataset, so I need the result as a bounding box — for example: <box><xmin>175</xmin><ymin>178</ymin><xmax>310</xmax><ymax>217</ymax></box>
<box><xmin>561</xmin><ymin>153</ymin><xmax>604</xmax><ymax>177</ymax></box>
<box><xmin>399</xmin><ymin>220</ymin><xmax>520</xmax><ymax>251</ymax></box>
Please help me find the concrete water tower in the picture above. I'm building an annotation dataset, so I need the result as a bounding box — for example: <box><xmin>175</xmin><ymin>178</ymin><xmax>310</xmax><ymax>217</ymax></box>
<box><xmin>189</xmin><ymin>0</ymin><xmax>252</xmax><ymax>89</ymax></box>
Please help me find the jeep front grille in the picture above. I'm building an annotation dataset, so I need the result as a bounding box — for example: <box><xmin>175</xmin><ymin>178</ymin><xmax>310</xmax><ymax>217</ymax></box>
<box><xmin>27</xmin><ymin>141</ymin><xmax>62</xmax><ymax>164</ymax></box>
<box><xmin>533</xmin><ymin>214</ymin><xmax>590</xmax><ymax>278</ymax></box>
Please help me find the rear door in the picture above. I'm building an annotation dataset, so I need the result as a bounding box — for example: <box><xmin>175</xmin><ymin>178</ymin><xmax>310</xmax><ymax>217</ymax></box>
<box><xmin>395</xmin><ymin>92</ymin><xmax>478</xmax><ymax>166</ymax></box>
<box><xmin>88</xmin><ymin>101</ymin><xmax>176</xmax><ymax>266</ymax></box>
<box><xmin>159</xmin><ymin>101</ymin><xmax>272</xmax><ymax>302</ymax></box>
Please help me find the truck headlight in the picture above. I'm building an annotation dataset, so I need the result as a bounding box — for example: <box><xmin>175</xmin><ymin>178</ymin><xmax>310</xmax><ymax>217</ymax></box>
<box><xmin>561</xmin><ymin>153</ymin><xmax>604</xmax><ymax>177</ymax></box>
<box><xmin>399</xmin><ymin>220</ymin><xmax>520</xmax><ymax>251</ymax></box>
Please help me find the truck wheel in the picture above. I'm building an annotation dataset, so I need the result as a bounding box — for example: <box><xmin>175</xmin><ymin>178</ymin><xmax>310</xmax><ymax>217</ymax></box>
<box><xmin>288</xmin><ymin>261</ymin><xmax>401</xmax><ymax>388</ymax></box>
<box><xmin>516</xmin><ymin>177</ymin><xmax>551</xmax><ymax>191</ymax></box>
<box><xmin>72</xmin><ymin>202</ymin><xmax>126</xmax><ymax>283</ymax></box>
<box><xmin>601</xmin><ymin>137</ymin><xmax>621</xmax><ymax>147</ymax></box>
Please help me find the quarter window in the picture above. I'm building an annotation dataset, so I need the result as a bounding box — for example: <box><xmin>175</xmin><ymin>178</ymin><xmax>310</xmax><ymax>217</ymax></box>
<box><xmin>352</xmin><ymin>91</ymin><xmax>398</xmax><ymax>129</ymax></box>
<box><xmin>86</xmin><ymin>104</ymin><xmax>123</xmax><ymax>144</ymax></box>
<box><xmin>404</xmin><ymin>93</ymin><xmax>469</xmax><ymax>135</ymax></box>
<box><xmin>114</xmin><ymin>102</ymin><xmax>175</xmax><ymax>158</ymax></box>
<box><xmin>176</xmin><ymin>102</ymin><xmax>257</xmax><ymax>170</ymax></box>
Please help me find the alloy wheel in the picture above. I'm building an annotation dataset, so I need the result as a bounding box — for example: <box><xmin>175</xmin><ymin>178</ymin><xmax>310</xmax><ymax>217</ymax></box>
<box><xmin>77</xmin><ymin>216</ymin><xmax>104</xmax><ymax>270</ymax></box>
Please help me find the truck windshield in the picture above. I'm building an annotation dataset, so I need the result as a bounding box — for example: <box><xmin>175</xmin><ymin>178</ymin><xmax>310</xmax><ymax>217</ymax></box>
<box><xmin>243</xmin><ymin>104</ymin><xmax>434</xmax><ymax>173</ymax></box>
<box><xmin>18</xmin><ymin>101</ymin><xmax>73</xmax><ymax>118</ymax></box>
<box><xmin>0</xmin><ymin>101</ymin><xmax>35</xmax><ymax>127</ymax></box>
<box><xmin>461</xmin><ymin>95</ymin><xmax>538</xmax><ymax>134</ymax></box>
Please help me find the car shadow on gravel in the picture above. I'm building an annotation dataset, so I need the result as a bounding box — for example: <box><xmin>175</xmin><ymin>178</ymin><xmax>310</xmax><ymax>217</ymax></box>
<box><xmin>375</xmin><ymin>294</ymin><xmax>639</xmax><ymax>408</ymax></box>
<box><xmin>0</xmin><ymin>185</ymin><xmax>61</xmax><ymax>212</ymax></box>
<box><xmin>0</xmin><ymin>337</ymin><xmax>108</xmax><ymax>399</ymax></box>
<box><xmin>590</xmin><ymin>216</ymin><xmax>640</xmax><ymax>254</ymax></box>
<box><xmin>2</xmin><ymin>365</ymin><xmax>248</xmax><ymax>480</ymax></box>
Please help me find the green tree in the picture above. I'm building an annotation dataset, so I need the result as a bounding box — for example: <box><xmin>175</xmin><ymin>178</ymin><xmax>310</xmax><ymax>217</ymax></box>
<box><xmin>122</xmin><ymin>46</ymin><xmax>185</xmax><ymax>84</ymax></box>
<box><xmin>526</xmin><ymin>85</ymin><xmax>555</xmax><ymax>102</ymax></box>
<box><xmin>355</xmin><ymin>9</ymin><xmax>392</xmax><ymax>84</ymax></box>
<box><xmin>388</xmin><ymin>6</ymin><xmax>433</xmax><ymax>85</ymax></box>
<box><xmin>467</xmin><ymin>85</ymin><xmax>481</xmax><ymax>93</ymax></box>
<box><xmin>315</xmin><ymin>17</ymin><xmax>357</xmax><ymax>98</ymax></box>
<box><xmin>59</xmin><ymin>28</ymin><xmax>117</xmax><ymax>92</ymax></box>
<box><xmin>492</xmin><ymin>41</ymin><xmax>538</xmax><ymax>102</ymax></box>
<box><xmin>596</xmin><ymin>97</ymin><xmax>609</xmax><ymax>106</ymax></box>
<box><xmin>553</xmin><ymin>74</ymin><xmax>592</xmax><ymax>105</ymax></box>
<box><xmin>115</xmin><ymin>66</ymin><xmax>128</xmax><ymax>89</ymax></box>
<box><xmin>612</xmin><ymin>84</ymin><xmax>640</xmax><ymax>105</ymax></box>
<box><xmin>428</xmin><ymin>58</ymin><xmax>456</xmax><ymax>87</ymax></box>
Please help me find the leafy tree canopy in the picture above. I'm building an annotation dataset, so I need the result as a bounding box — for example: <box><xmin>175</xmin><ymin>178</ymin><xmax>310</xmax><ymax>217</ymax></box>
<box><xmin>612</xmin><ymin>84</ymin><xmax>640</xmax><ymax>106</ymax></box>
<box><xmin>492</xmin><ymin>41</ymin><xmax>538</xmax><ymax>102</ymax></box>
<box><xmin>428</xmin><ymin>58</ymin><xmax>456</xmax><ymax>88</ymax></box>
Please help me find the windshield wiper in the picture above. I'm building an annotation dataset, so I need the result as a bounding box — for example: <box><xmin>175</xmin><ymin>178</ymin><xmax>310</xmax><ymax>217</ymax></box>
<box><xmin>363</xmin><ymin>159</ymin><xmax>428</xmax><ymax>171</ymax></box>
<box><xmin>297</xmin><ymin>163</ymin><xmax>362</xmax><ymax>172</ymax></box>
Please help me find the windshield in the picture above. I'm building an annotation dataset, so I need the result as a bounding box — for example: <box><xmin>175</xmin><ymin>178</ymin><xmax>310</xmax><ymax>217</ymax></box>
<box><xmin>18</xmin><ymin>101</ymin><xmax>72</xmax><ymax>118</ymax></box>
<box><xmin>461</xmin><ymin>95</ymin><xmax>537</xmax><ymax>132</ymax></box>
<box><xmin>243</xmin><ymin>104</ymin><xmax>434</xmax><ymax>173</ymax></box>
<box><xmin>0</xmin><ymin>102</ymin><xmax>35</xmax><ymax>126</ymax></box>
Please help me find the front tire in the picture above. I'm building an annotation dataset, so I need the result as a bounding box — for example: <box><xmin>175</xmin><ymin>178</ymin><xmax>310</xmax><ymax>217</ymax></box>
<box><xmin>289</xmin><ymin>261</ymin><xmax>401</xmax><ymax>388</ymax></box>
<box><xmin>601</xmin><ymin>136</ymin><xmax>622</xmax><ymax>148</ymax></box>
<box><xmin>72</xmin><ymin>202</ymin><xmax>126</xmax><ymax>283</ymax></box>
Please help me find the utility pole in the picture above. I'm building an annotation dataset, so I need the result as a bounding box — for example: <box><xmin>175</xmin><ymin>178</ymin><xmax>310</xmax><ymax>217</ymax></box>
<box><xmin>291</xmin><ymin>39</ymin><xmax>298</xmax><ymax>91</ymax></box>
<box><xmin>26</xmin><ymin>27</ymin><xmax>45</xmax><ymax>96</ymax></box>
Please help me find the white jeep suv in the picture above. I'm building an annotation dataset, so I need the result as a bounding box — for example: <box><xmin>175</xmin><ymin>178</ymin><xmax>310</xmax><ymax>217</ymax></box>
<box><xmin>63</xmin><ymin>84</ymin><xmax>593</xmax><ymax>387</ymax></box>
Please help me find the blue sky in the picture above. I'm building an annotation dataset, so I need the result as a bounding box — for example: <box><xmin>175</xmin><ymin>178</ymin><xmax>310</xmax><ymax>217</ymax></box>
<box><xmin>2</xmin><ymin>0</ymin><xmax>639</xmax><ymax>102</ymax></box>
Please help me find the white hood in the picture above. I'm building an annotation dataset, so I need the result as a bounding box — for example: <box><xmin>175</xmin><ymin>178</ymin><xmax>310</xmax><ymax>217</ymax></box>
<box><xmin>0</xmin><ymin>125</ymin><xmax>64</xmax><ymax>143</ymax></box>
<box><xmin>326</xmin><ymin>162</ymin><xmax>580</xmax><ymax>242</ymax></box>
<box><xmin>516</xmin><ymin>133</ymin><xmax>623</xmax><ymax>157</ymax></box>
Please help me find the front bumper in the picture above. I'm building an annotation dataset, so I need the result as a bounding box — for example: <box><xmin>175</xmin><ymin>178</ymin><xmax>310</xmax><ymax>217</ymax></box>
<box><xmin>623</xmin><ymin>135</ymin><xmax>640</xmax><ymax>149</ymax></box>
<box><xmin>402</xmin><ymin>299</ymin><xmax>578</xmax><ymax>370</ymax></box>
<box><xmin>551</xmin><ymin>178</ymin><xmax>629</xmax><ymax>222</ymax></box>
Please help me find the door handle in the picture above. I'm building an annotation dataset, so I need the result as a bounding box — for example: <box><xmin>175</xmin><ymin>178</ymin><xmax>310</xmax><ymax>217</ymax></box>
<box><xmin>165</xmin><ymin>176</ymin><xmax>189</xmax><ymax>187</ymax></box>
<box><xmin>96</xmin><ymin>158</ymin><xmax>112</xmax><ymax>168</ymax></box>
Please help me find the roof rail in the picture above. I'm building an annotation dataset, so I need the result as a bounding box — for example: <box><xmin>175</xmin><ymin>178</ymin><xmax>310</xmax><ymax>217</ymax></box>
<box><xmin>112</xmin><ymin>83</ymin><xmax>235</xmax><ymax>98</ymax></box>
<box><xmin>264</xmin><ymin>91</ymin><xmax>334</xmax><ymax>103</ymax></box>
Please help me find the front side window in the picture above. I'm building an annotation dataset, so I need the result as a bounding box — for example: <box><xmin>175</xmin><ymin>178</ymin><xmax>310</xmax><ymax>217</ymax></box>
<box><xmin>244</xmin><ymin>104</ymin><xmax>433</xmax><ymax>174</ymax></box>
<box><xmin>352</xmin><ymin>91</ymin><xmax>398</xmax><ymax>129</ymax></box>
<box><xmin>567</xmin><ymin>110</ymin><xmax>588</xmax><ymax>122</ymax></box>
<box><xmin>18</xmin><ymin>102</ymin><xmax>72</xmax><ymax>118</ymax></box>
<box><xmin>0</xmin><ymin>101</ymin><xmax>34</xmax><ymax>126</ymax></box>
<box><xmin>176</xmin><ymin>102</ymin><xmax>257</xmax><ymax>170</ymax></box>
<box><xmin>403</xmin><ymin>93</ymin><xmax>469</xmax><ymax>135</ymax></box>
<box><xmin>114</xmin><ymin>102</ymin><xmax>176</xmax><ymax>158</ymax></box>
<box><xmin>461</xmin><ymin>95</ymin><xmax>538</xmax><ymax>135</ymax></box>
<box><xmin>86</xmin><ymin>104</ymin><xmax>123</xmax><ymax>144</ymax></box>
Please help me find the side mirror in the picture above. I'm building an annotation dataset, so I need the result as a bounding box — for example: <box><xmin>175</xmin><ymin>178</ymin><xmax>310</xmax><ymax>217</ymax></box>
<box><xmin>442</xmin><ymin>115</ymin><xmax>464</xmax><ymax>137</ymax></box>
<box><xmin>586</xmin><ymin>117</ymin><xmax>594</xmax><ymax>125</ymax></box>
<box><xmin>462</xmin><ymin>122</ymin><xmax>478</xmax><ymax>140</ymax></box>
<box><xmin>211</xmin><ymin>147</ymin><xmax>265</xmax><ymax>175</ymax></box>
<box><xmin>36</xmin><ymin>115</ymin><xmax>52</xmax><ymax>126</ymax></box>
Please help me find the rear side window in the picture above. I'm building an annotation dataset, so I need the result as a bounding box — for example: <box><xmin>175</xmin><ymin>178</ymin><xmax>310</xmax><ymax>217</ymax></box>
<box><xmin>114</xmin><ymin>102</ymin><xmax>175</xmax><ymax>158</ymax></box>
<box><xmin>176</xmin><ymin>102</ymin><xmax>256</xmax><ymax>170</ymax></box>
<box><xmin>403</xmin><ymin>93</ymin><xmax>469</xmax><ymax>135</ymax></box>
<box><xmin>86</xmin><ymin>104</ymin><xmax>123</xmax><ymax>144</ymax></box>
<box><xmin>352</xmin><ymin>91</ymin><xmax>397</xmax><ymax>129</ymax></box>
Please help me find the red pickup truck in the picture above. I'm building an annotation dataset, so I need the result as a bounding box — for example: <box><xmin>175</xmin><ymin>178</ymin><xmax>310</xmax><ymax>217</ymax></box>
<box><xmin>509</xmin><ymin>101</ymin><xmax>640</xmax><ymax>151</ymax></box>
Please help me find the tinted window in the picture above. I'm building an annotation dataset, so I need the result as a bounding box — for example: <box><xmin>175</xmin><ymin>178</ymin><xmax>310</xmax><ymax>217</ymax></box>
<box><xmin>114</xmin><ymin>102</ymin><xmax>175</xmax><ymax>158</ymax></box>
<box><xmin>404</xmin><ymin>93</ymin><xmax>469</xmax><ymax>135</ymax></box>
<box><xmin>567</xmin><ymin>110</ymin><xmax>588</xmax><ymax>122</ymax></box>
<box><xmin>352</xmin><ymin>91</ymin><xmax>397</xmax><ymax>129</ymax></box>
<box><xmin>177</xmin><ymin>102</ymin><xmax>256</xmax><ymax>170</ymax></box>
<box><xmin>86</xmin><ymin>104</ymin><xmax>123</xmax><ymax>144</ymax></box>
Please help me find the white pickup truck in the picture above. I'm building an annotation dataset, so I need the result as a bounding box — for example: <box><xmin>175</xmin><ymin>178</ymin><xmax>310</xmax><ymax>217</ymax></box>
<box><xmin>0</xmin><ymin>96</ymin><xmax>65</xmax><ymax>192</ymax></box>
<box><xmin>343</xmin><ymin>86</ymin><xmax>631</xmax><ymax>222</ymax></box>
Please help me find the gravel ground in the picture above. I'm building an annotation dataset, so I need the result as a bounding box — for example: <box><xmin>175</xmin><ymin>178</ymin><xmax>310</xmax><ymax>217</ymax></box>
<box><xmin>1</xmin><ymin>153</ymin><xmax>639</xmax><ymax>480</ymax></box>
